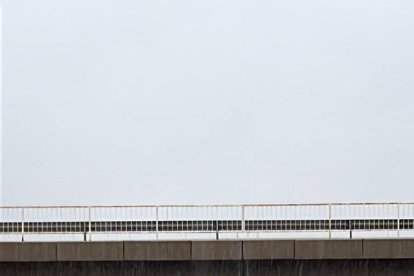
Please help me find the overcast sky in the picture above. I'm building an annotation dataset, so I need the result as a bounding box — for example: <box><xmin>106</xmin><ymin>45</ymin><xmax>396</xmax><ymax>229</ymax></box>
<box><xmin>2</xmin><ymin>0</ymin><xmax>414</xmax><ymax>206</ymax></box>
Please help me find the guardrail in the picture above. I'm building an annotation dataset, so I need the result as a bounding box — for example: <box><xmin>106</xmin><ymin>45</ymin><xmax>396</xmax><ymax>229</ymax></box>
<box><xmin>1</xmin><ymin>203</ymin><xmax>414</xmax><ymax>241</ymax></box>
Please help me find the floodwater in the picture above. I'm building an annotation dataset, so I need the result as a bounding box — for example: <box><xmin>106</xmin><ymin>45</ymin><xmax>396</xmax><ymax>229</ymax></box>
<box><xmin>1</xmin><ymin>260</ymin><xmax>414</xmax><ymax>276</ymax></box>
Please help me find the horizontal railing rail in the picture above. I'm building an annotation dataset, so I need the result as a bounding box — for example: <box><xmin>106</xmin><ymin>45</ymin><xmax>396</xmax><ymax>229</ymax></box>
<box><xmin>2</xmin><ymin>202</ymin><xmax>413</xmax><ymax>208</ymax></box>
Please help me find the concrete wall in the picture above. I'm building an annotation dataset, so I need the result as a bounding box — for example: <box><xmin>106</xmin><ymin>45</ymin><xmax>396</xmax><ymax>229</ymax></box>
<box><xmin>363</xmin><ymin>239</ymin><xmax>414</xmax><ymax>259</ymax></box>
<box><xmin>5</xmin><ymin>260</ymin><xmax>414</xmax><ymax>276</ymax></box>
<box><xmin>192</xmin><ymin>241</ymin><xmax>242</xmax><ymax>260</ymax></box>
<box><xmin>0</xmin><ymin>243</ymin><xmax>56</xmax><ymax>262</ymax></box>
<box><xmin>295</xmin><ymin>240</ymin><xmax>363</xmax><ymax>259</ymax></box>
<box><xmin>1</xmin><ymin>240</ymin><xmax>414</xmax><ymax>262</ymax></box>
<box><xmin>124</xmin><ymin>241</ymin><xmax>191</xmax><ymax>261</ymax></box>
<box><xmin>56</xmin><ymin>242</ymin><xmax>123</xmax><ymax>261</ymax></box>
<box><xmin>243</xmin><ymin>240</ymin><xmax>294</xmax><ymax>260</ymax></box>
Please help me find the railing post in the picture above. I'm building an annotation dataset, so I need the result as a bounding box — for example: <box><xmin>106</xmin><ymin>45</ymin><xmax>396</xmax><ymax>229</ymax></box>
<box><xmin>88</xmin><ymin>206</ymin><xmax>92</xmax><ymax>242</ymax></box>
<box><xmin>397</xmin><ymin>203</ymin><xmax>400</xmax><ymax>238</ymax></box>
<box><xmin>328</xmin><ymin>204</ymin><xmax>332</xmax><ymax>239</ymax></box>
<box><xmin>241</xmin><ymin>205</ymin><xmax>245</xmax><ymax>232</ymax></box>
<box><xmin>156</xmin><ymin>206</ymin><xmax>159</xmax><ymax>240</ymax></box>
<box><xmin>21</xmin><ymin>208</ymin><xmax>25</xmax><ymax>242</ymax></box>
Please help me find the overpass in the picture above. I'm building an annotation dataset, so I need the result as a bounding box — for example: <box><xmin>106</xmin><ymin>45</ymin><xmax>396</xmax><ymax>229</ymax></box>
<box><xmin>2</xmin><ymin>203</ymin><xmax>414</xmax><ymax>275</ymax></box>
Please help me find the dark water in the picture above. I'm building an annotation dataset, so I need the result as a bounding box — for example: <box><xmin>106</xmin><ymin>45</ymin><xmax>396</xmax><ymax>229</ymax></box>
<box><xmin>1</xmin><ymin>260</ymin><xmax>414</xmax><ymax>276</ymax></box>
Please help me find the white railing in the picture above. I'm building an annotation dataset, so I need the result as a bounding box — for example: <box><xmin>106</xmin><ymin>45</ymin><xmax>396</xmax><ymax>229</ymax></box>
<box><xmin>1</xmin><ymin>203</ymin><xmax>414</xmax><ymax>241</ymax></box>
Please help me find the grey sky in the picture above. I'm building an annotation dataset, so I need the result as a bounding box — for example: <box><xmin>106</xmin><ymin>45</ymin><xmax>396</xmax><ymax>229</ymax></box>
<box><xmin>2</xmin><ymin>0</ymin><xmax>414</xmax><ymax>205</ymax></box>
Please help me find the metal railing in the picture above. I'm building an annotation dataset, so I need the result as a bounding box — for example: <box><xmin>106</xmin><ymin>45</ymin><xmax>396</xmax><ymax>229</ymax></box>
<box><xmin>1</xmin><ymin>203</ymin><xmax>414</xmax><ymax>241</ymax></box>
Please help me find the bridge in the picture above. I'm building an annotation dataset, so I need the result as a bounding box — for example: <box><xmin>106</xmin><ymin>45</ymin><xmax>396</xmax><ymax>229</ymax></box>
<box><xmin>2</xmin><ymin>203</ymin><xmax>414</xmax><ymax>275</ymax></box>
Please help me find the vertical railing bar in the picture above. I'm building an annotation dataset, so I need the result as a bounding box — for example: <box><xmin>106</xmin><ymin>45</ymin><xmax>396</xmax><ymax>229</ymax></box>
<box><xmin>411</xmin><ymin>204</ymin><xmax>414</xmax><ymax>231</ymax></box>
<box><xmin>397</xmin><ymin>203</ymin><xmax>400</xmax><ymax>238</ymax></box>
<box><xmin>156</xmin><ymin>206</ymin><xmax>159</xmax><ymax>240</ymax></box>
<box><xmin>241</xmin><ymin>205</ymin><xmax>245</xmax><ymax>233</ymax></box>
<box><xmin>88</xmin><ymin>206</ymin><xmax>92</xmax><ymax>242</ymax></box>
<box><xmin>328</xmin><ymin>204</ymin><xmax>332</xmax><ymax>239</ymax></box>
<box><xmin>21</xmin><ymin>208</ymin><xmax>25</xmax><ymax>242</ymax></box>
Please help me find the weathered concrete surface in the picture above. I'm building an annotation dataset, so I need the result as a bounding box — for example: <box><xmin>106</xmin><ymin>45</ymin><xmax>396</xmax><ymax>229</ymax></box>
<box><xmin>364</xmin><ymin>239</ymin><xmax>414</xmax><ymax>259</ymax></box>
<box><xmin>0</xmin><ymin>243</ymin><xmax>56</xmax><ymax>262</ymax></box>
<box><xmin>4</xmin><ymin>260</ymin><xmax>414</xmax><ymax>275</ymax></box>
<box><xmin>124</xmin><ymin>241</ymin><xmax>191</xmax><ymax>261</ymax></box>
<box><xmin>56</xmin><ymin>242</ymin><xmax>123</xmax><ymax>261</ymax></box>
<box><xmin>192</xmin><ymin>241</ymin><xmax>242</xmax><ymax>260</ymax></box>
<box><xmin>243</xmin><ymin>240</ymin><xmax>294</xmax><ymax>260</ymax></box>
<box><xmin>2</xmin><ymin>239</ymin><xmax>414</xmax><ymax>263</ymax></box>
<box><xmin>295</xmin><ymin>240</ymin><xmax>363</xmax><ymax>259</ymax></box>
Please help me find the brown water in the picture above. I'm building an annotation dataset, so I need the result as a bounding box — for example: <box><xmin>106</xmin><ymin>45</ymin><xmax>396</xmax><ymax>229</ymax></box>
<box><xmin>1</xmin><ymin>260</ymin><xmax>414</xmax><ymax>276</ymax></box>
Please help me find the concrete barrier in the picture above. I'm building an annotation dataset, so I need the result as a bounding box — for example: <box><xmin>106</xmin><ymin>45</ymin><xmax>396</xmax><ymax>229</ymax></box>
<box><xmin>192</xmin><ymin>241</ymin><xmax>242</xmax><ymax>260</ymax></box>
<box><xmin>295</xmin><ymin>240</ymin><xmax>363</xmax><ymax>259</ymax></box>
<box><xmin>363</xmin><ymin>239</ymin><xmax>414</xmax><ymax>259</ymax></box>
<box><xmin>3</xmin><ymin>239</ymin><xmax>414</xmax><ymax>262</ymax></box>
<box><xmin>243</xmin><ymin>240</ymin><xmax>294</xmax><ymax>260</ymax></box>
<box><xmin>0</xmin><ymin>243</ymin><xmax>56</xmax><ymax>262</ymax></box>
<box><xmin>124</xmin><ymin>241</ymin><xmax>191</xmax><ymax>261</ymax></box>
<box><xmin>56</xmin><ymin>242</ymin><xmax>123</xmax><ymax>261</ymax></box>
